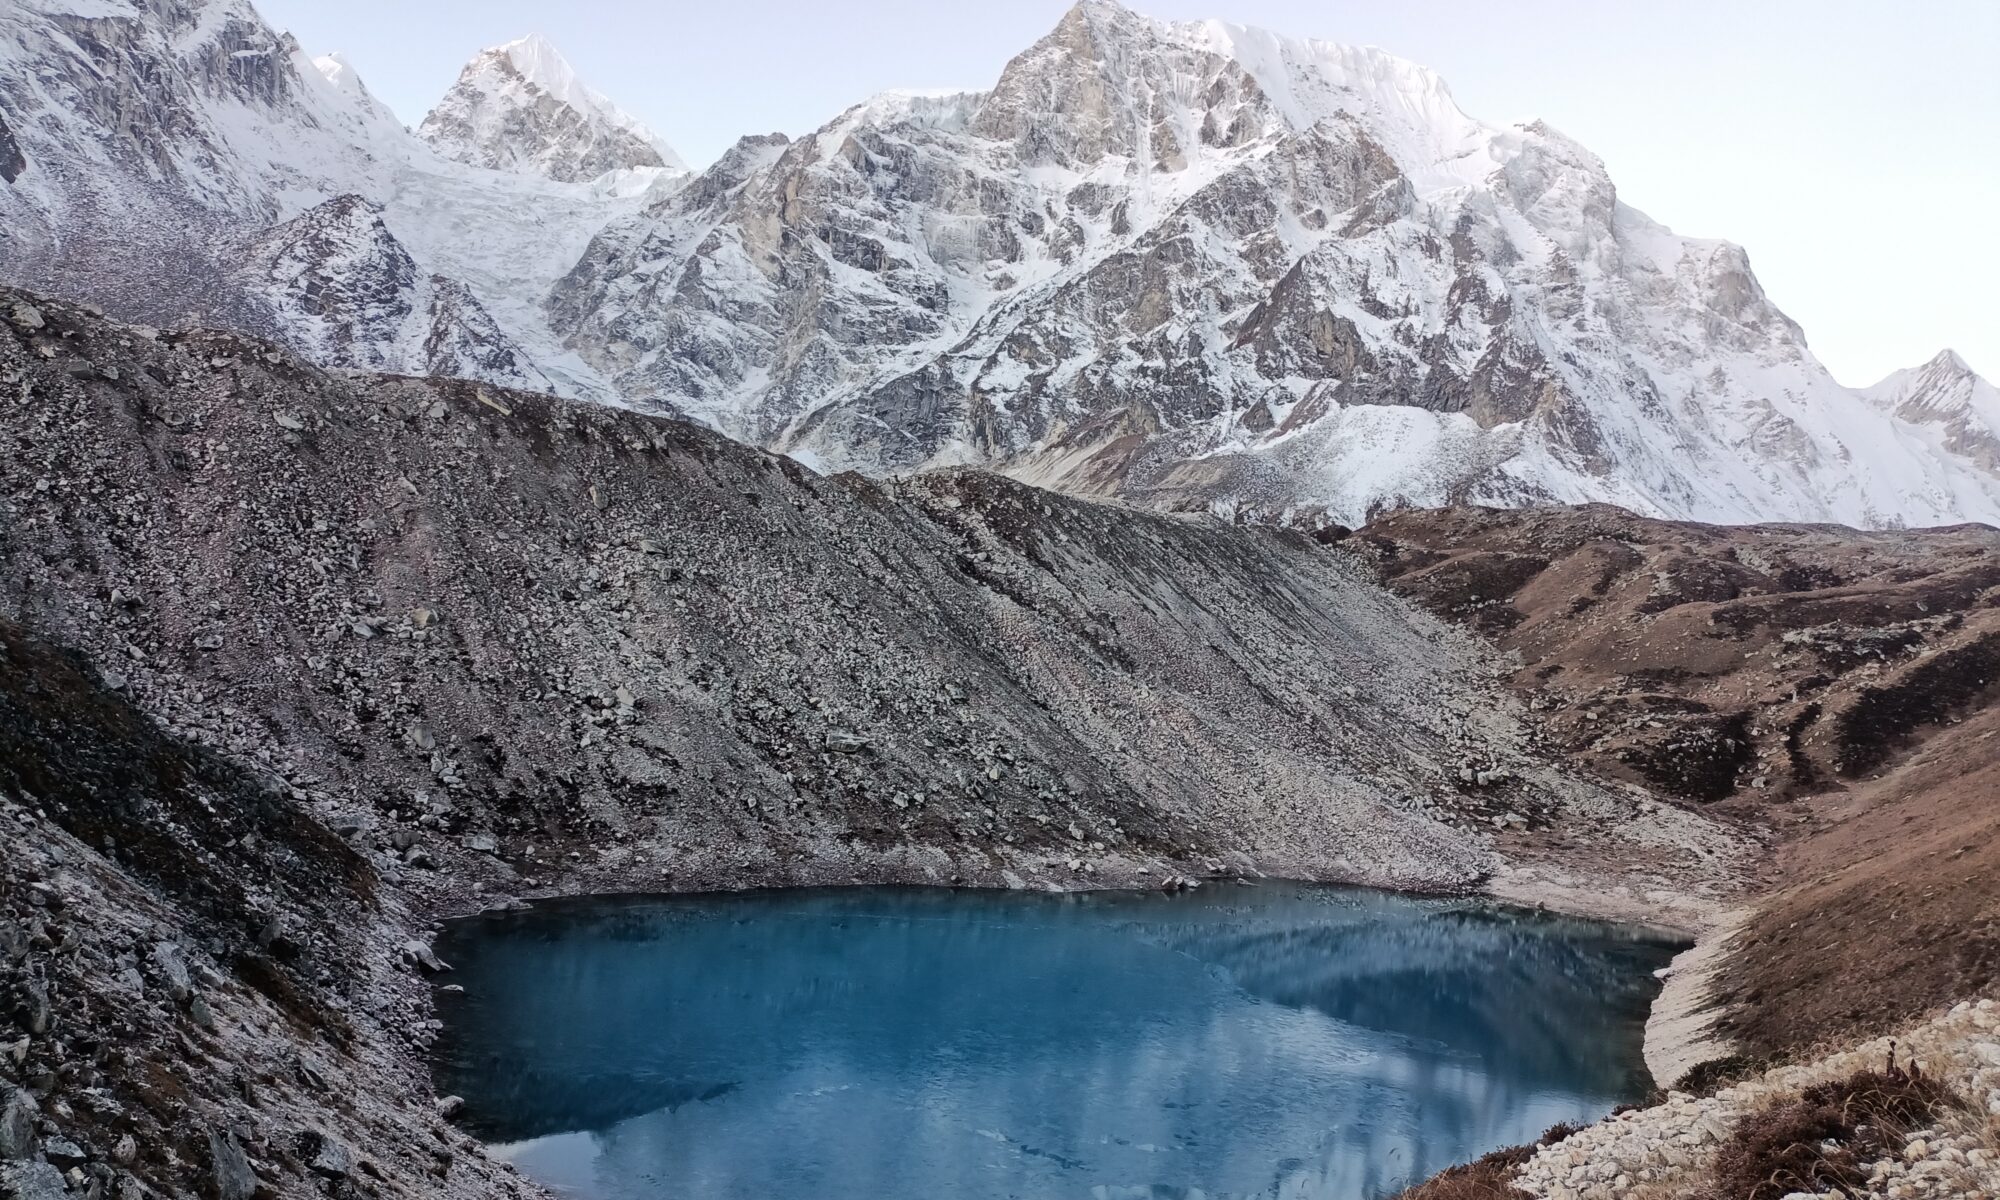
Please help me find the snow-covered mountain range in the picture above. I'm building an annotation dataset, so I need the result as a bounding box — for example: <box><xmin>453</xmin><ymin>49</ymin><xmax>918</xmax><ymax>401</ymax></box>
<box><xmin>1</xmin><ymin>0</ymin><xmax>1995</xmax><ymax>528</ymax></box>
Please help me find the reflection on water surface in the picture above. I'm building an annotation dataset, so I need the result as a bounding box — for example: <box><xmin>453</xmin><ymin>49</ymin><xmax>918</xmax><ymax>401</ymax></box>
<box><xmin>433</xmin><ymin>884</ymin><xmax>1679</xmax><ymax>1200</ymax></box>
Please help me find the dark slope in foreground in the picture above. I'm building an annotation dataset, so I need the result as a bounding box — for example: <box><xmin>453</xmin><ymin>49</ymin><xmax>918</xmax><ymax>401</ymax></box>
<box><xmin>0</xmin><ymin>617</ymin><xmax>472</xmax><ymax>1200</ymax></box>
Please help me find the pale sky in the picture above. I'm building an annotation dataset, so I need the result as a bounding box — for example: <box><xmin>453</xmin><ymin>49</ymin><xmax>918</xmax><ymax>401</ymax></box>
<box><xmin>254</xmin><ymin>0</ymin><xmax>1997</xmax><ymax>387</ymax></box>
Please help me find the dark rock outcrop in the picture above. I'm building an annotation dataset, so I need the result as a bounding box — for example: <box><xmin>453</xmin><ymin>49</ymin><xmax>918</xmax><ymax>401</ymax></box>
<box><xmin>0</xmin><ymin>112</ymin><xmax>25</xmax><ymax>185</ymax></box>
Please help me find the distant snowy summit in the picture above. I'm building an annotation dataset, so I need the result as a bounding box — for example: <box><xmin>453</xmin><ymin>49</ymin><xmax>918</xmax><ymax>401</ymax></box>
<box><xmin>1860</xmin><ymin>350</ymin><xmax>2000</xmax><ymax>473</ymax></box>
<box><xmin>418</xmin><ymin>33</ymin><xmax>688</xmax><ymax>186</ymax></box>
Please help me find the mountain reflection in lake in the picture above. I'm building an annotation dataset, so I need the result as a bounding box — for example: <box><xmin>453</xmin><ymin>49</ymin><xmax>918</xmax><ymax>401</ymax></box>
<box><xmin>432</xmin><ymin>884</ymin><xmax>1680</xmax><ymax>1200</ymax></box>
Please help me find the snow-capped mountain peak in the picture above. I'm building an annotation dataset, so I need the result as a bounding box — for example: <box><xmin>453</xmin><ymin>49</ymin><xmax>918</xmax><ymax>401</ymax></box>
<box><xmin>542</xmin><ymin>0</ymin><xmax>2000</xmax><ymax>529</ymax></box>
<box><xmin>311</xmin><ymin>51</ymin><xmax>366</xmax><ymax>95</ymax></box>
<box><xmin>1860</xmin><ymin>350</ymin><xmax>2000</xmax><ymax>470</ymax></box>
<box><xmin>418</xmin><ymin>34</ymin><xmax>688</xmax><ymax>184</ymax></box>
<box><xmin>491</xmin><ymin>34</ymin><xmax>605</xmax><ymax>117</ymax></box>
<box><xmin>310</xmin><ymin>51</ymin><xmax>407</xmax><ymax>135</ymax></box>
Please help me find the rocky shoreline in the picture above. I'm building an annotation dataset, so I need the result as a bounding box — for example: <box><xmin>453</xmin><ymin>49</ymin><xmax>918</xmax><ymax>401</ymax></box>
<box><xmin>1516</xmin><ymin>1001</ymin><xmax>2000</xmax><ymax>1200</ymax></box>
<box><xmin>1642</xmin><ymin>910</ymin><xmax>1747</xmax><ymax>1092</ymax></box>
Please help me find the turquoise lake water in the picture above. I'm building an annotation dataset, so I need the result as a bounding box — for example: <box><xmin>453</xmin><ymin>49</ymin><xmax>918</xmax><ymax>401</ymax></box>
<box><xmin>432</xmin><ymin>884</ymin><xmax>1679</xmax><ymax>1200</ymax></box>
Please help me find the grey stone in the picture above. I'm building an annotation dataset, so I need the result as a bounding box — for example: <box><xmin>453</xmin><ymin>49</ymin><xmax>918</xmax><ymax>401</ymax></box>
<box><xmin>39</xmin><ymin>1137</ymin><xmax>85</xmax><ymax>1170</ymax></box>
<box><xmin>207</xmin><ymin>1129</ymin><xmax>256</xmax><ymax>1200</ymax></box>
<box><xmin>401</xmin><ymin>940</ymin><xmax>449</xmax><ymax>973</ymax></box>
<box><xmin>150</xmin><ymin>943</ymin><xmax>191</xmax><ymax>1003</ymax></box>
<box><xmin>296</xmin><ymin>1130</ymin><xmax>353</xmax><ymax>1179</ymax></box>
<box><xmin>0</xmin><ymin>1161</ymin><xmax>67</xmax><ymax>1200</ymax></box>
<box><xmin>0</xmin><ymin>1086</ymin><xmax>37</xmax><ymax>1160</ymax></box>
<box><xmin>14</xmin><ymin>983</ymin><xmax>48</xmax><ymax>1036</ymax></box>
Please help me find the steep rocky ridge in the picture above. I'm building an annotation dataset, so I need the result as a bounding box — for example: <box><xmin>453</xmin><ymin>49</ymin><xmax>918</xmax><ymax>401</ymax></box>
<box><xmin>0</xmin><ymin>618</ymin><xmax>520</xmax><ymax>1200</ymax></box>
<box><xmin>226</xmin><ymin>195</ymin><xmax>553</xmax><ymax>390</ymax></box>
<box><xmin>0</xmin><ymin>288</ymin><xmax>1691</xmax><ymax>899</ymax></box>
<box><xmin>1861</xmin><ymin>349</ymin><xmax>2000</xmax><ymax>472</ymax></box>
<box><xmin>0</xmin><ymin>291</ymin><xmax>1755</xmax><ymax>1196</ymax></box>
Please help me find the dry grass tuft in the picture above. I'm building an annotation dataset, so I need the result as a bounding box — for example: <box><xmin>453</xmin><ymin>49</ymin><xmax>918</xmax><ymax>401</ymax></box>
<box><xmin>1388</xmin><ymin>1121</ymin><xmax>1590</xmax><ymax>1199</ymax></box>
<box><xmin>1711</xmin><ymin>1045</ymin><xmax>1963</xmax><ymax>1200</ymax></box>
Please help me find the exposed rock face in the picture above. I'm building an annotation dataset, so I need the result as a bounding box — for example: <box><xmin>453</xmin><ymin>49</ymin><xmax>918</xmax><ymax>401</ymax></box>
<box><xmin>0</xmin><ymin>613</ymin><xmax>524</xmax><ymax>1200</ymax></box>
<box><xmin>0</xmin><ymin>0</ymin><xmax>313</xmax><ymax>318</ymax></box>
<box><xmin>419</xmin><ymin>34</ymin><xmax>687</xmax><ymax>185</ymax></box>
<box><xmin>228</xmin><ymin>194</ymin><xmax>550</xmax><ymax>388</ymax></box>
<box><xmin>0</xmin><ymin>109</ymin><xmax>25</xmax><ymax>184</ymax></box>
<box><xmin>4</xmin><ymin>287</ymin><xmax>1730</xmax><ymax>902</ymax></box>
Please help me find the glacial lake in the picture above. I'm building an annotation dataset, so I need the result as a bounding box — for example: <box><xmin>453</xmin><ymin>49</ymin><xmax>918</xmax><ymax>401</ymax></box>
<box><xmin>431</xmin><ymin>884</ymin><xmax>1679</xmax><ymax>1200</ymax></box>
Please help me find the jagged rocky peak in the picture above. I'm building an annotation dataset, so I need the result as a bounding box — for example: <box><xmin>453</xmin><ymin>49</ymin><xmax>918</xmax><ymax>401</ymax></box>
<box><xmin>533</xmin><ymin>0</ymin><xmax>2000</xmax><ymax>531</ymax></box>
<box><xmin>970</xmin><ymin>0</ymin><xmax>1486</xmax><ymax>173</ymax></box>
<box><xmin>418</xmin><ymin>32</ymin><xmax>687</xmax><ymax>184</ymax></box>
<box><xmin>971</xmin><ymin>0</ymin><xmax>1285</xmax><ymax>169</ymax></box>
<box><xmin>1861</xmin><ymin>349</ymin><xmax>2000</xmax><ymax>469</ymax></box>
<box><xmin>231</xmin><ymin>193</ymin><xmax>548</xmax><ymax>389</ymax></box>
<box><xmin>1864</xmin><ymin>349</ymin><xmax>1995</xmax><ymax>416</ymax></box>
